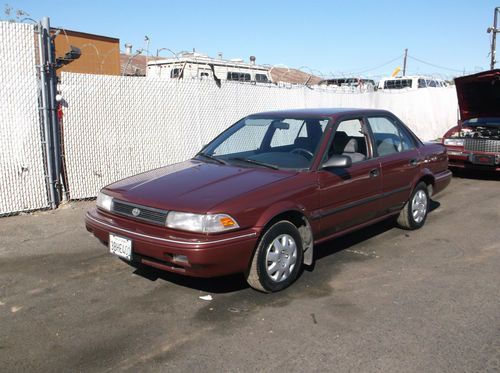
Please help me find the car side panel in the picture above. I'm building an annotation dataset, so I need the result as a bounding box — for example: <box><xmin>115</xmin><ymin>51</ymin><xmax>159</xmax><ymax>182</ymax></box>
<box><xmin>378</xmin><ymin>149</ymin><xmax>421</xmax><ymax>214</ymax></box>
<box><xmin>315</xmin><ymin>158</ymin><xmax>382</xmax><ymax>239</ymax></box>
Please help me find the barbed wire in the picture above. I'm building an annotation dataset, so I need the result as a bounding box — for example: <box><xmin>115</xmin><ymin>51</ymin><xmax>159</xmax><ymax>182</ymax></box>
<box><xmin>128</xmin><ymin>45</ymin><xmax>471</xmax><ymax>84</ymax></box>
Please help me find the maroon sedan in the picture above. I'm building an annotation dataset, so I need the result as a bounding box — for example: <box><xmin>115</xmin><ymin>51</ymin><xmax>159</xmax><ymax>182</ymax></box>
<box><xmin>86</xmin><ymin>108</ymin><xmax>451</xmax><ymax>292</ymax></box>
<box><xmin>442</xmin><ymin>69</ymin><xmax>500</xmax><ymax>171</ymax></box>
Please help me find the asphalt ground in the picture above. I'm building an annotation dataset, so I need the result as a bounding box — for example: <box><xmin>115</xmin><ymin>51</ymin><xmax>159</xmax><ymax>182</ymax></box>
<box><xmin>1</xmin><ymin>170</ymin><xmax>499</xmax><ymax>372</ymax></box>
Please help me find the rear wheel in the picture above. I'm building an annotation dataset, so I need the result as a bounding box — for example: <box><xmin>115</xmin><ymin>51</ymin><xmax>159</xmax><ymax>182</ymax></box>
<box><xmin>397</xmin><ymin>182</ymin><xmax>429</xmax><ymax>230</ymax></box>
<box><xmin>246</xmin><ymin>221</ymin><xmax>303</xmax><ymax>293</ymax></box>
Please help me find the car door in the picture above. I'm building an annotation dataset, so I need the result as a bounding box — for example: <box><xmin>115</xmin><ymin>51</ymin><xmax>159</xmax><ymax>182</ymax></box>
<box><xmin>316</xmin><ymin>118</ymin><xmax>382</xmax><ymax>239</ymax></box>
<box><xmin>365</xmin><ymin>115</ymin><xmax>421</xmax><ymax>214</ymax></box>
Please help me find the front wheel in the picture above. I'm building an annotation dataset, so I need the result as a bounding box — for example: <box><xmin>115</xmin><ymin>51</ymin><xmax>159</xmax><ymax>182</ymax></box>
<box><xmin>246</xmin><ymin>221</ymin><xmax>303</xmax><ymax>293</ymax></box>
<box><xmin>397</xmin><ymin>182</ymin><xmax>429</xmax><ymax>230</ymax></box>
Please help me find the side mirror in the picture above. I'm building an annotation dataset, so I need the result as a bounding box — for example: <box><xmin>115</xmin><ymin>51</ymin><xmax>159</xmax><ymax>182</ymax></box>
<box><xmin>321</xmin><ymin>155</ymin><xmax>352</xmax><ymax>169</ymax></box>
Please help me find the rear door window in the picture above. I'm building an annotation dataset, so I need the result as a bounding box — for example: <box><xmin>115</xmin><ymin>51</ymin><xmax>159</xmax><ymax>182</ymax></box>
<box><xmin>367</xmin><ymin>117</ymin><xmax>416</xmax><ymax>156</ymax></box>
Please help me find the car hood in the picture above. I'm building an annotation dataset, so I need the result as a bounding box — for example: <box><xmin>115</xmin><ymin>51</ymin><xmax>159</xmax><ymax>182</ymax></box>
<box><xmin>455</xmin><ymin>69</ymin><xmax>500</xmax><ymax>121</ymax></box>
<box><xmin>103</xmin><ymin>160</ymin><xmax>295</xmax><ymax>213</ymax></box>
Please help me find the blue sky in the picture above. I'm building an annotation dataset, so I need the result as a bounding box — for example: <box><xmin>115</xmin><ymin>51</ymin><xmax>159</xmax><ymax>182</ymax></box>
<box><xmin>5</xmin><ymin>0</ymin><xmax>500</xmax><ymax>79</ymax></box>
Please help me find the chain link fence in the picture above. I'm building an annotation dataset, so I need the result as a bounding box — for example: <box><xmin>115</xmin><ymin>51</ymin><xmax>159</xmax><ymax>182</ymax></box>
<box><xmin>0</xmin><ymin>22</ymin><xmax>49</xmax><ymax>216</ymax></box>
<box><xmin>60</xmin><ymin>73</ymin><xmax>457</xmax><ymax>200</ymax></box>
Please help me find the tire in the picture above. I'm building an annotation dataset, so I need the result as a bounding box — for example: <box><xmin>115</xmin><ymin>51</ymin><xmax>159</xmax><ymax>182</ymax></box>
<box><xmin>397</xmin><ymin>182</ymin><xmax>430</xmax><ymax>230</ymax></box>
<box><xmin>246</xmin><ymin>221</ymin><xmax>303</xmax><ymax>293</ymax></box>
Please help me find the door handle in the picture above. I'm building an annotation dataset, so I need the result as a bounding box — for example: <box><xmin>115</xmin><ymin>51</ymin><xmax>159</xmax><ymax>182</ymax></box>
<box><xmin>409</xmin><ymin>159</ymin><xmax>418</xmax><ymax>166</ymax></box>
<box><xmin>369</xmin><ymin>169</ymin><xmax>379</xmax><ymax>177</ymax></box>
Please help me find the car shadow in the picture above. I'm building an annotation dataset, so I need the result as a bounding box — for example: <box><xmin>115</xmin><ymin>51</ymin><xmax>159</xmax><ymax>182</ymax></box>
<box><xmin>131</xmin><ymin>264</ymin><xmax>249</xmax><ymax>293</ymax></box>
<box><xmin>313</xmin><ymin>217</ymin><xmax>396</xmax><ymax>261</ymax></box>
<box><xmin>451</xmin><ymin>168</ymin><xmax>500</xmax><ymax>181</ymax></box>
<box><xmin>429</xmin><ymin>199</ymin><xmax>440</xmax><ymax>212</ymax></box>
<box><xmin>131</xmin><ymin>204</ymin><xmax>441</xmax><ymax>294</ymax></box>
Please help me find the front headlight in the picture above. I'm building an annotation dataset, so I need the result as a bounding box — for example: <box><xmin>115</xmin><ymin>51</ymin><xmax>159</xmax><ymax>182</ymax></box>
<box><xmin>96</xmin><ymin>192</ymin><xmax>113</xmax><ymax>211</ymax></box>
<box><xmin>166</xmin><ymin>211</ymin><xmax>239</xmax><ymax>233</ymax></box>
<box><xmin>443</xmin><ymin>138</ymin><xmax>464</xmax><ymax>146</ymax></box>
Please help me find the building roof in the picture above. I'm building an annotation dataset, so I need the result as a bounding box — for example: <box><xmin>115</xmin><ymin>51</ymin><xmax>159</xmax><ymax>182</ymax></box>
<box><xmin>270</xmin><ymin>67</ymin><xmax>322</xmax><ymax>85</ymax></box>
<box><xmin>120</xmin><ymin>54</ymin><xmax>160</xmax><ymax>76</ymax></box>
<box><xmin>149</xmin><ymin>53</ymin><xmax>269</xmax><ymax>72</ymax></box>
<box><xmin>51</xmin><ymin>28</ymin><xmax>119</xmax><ymax>43</ymax></box>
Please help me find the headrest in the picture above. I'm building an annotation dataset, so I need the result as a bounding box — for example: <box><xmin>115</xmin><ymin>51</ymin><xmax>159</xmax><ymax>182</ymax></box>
<box><xmin>377</xmin><ymin>139</ymin><xmax>397</xmax><ymax>156</ymax></box>
<box><xmin>344</xmin><ymin>138</ymin><xmax>358</xmax><ymax>153</ymax></box>
<box><xmin>334</xmin><ymin>131</ymin><xmax>348</xmax><ymax>141</ymax></box>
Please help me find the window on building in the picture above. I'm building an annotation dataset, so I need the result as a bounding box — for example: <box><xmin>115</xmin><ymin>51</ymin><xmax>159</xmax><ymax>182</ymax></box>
<box><xmin>171</xmin><ymin>68</ymin><xmax>180</xmax><ymax>78</ymax></box>
<box><xmin>384</xmin><ymin>79</ymin><xmax>412</xmax><ymax>89</ymax></box>
<box><xmin>227</xmin><ymin>72</ymin><xmax>251</xmax><ymax>81</ymax></box>
<box><xmin>255</xmin><ymin>74</ymin><xmax>269</xmax><ymax>83</ymax></box>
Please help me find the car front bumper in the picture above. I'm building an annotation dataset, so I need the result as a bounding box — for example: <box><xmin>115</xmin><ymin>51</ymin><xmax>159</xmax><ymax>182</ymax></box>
<box><xmin>446</xmin><ymin>148</ymin><xmax>500</xmax><ymax>171</ymax></box>
<box><xmin>85</xmin><ymin>208</ymin><xmax>259</xmax><ymax>277</ymax></box>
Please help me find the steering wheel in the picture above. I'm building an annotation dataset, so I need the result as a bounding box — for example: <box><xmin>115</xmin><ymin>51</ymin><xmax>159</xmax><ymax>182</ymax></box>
<box><xmin>290</xmin><ymin>148</ymin><xmax>314</xmax><ymax>159</ymax></box>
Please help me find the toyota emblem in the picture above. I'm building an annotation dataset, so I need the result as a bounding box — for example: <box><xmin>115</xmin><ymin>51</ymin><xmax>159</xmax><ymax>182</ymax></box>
<box><xmin>131</xmin><ymin>208</ymin><xmax>141</xmax><ymax>217</ymax></box>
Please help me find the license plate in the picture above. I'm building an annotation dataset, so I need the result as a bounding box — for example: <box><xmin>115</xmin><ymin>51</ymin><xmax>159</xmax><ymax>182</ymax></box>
<box><xmin>472</xmin><ymin>154</ymin><xmax>495</xmax><ymax>165</ymax></box>
<box><xmin>109</xmin><ymin>234</ymin><xmax>132</xmax><ymax>261</ymax></box>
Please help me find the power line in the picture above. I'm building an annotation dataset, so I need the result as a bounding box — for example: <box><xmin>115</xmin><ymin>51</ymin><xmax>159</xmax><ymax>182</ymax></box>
<box><xmin>407</xmin><ymin>55</ymin><xmax>464</xmax><ymax>73</ymax></box>
<box><xmin>347</xmin><ymin>54</ymin><xmax>404</xmax><ymax>74</ymax></box>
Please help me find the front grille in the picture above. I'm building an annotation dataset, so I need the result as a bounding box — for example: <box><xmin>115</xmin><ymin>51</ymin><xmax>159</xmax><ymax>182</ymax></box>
<box><xmin>112</xmin><ymin>200</ymin><xmax>168</xmax><ymax>226</ymax></box>
<box><xmin>464</xmin><ymin>138</ymin><xmax>500</xmax><ymax>153</ymax></box>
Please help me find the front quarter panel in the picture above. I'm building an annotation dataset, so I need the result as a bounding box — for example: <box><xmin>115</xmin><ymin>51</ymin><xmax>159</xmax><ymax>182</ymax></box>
<box><xmin>208</xmin><ymin>172</ymin><xmax>320</xmax><ymax>233</ymax></box>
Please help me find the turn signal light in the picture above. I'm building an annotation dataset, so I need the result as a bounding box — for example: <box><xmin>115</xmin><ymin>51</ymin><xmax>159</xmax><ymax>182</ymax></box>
<box><xmin>220</xmin><ymin>217</ymin><xmax>237</xmax><ymax>227</ymax></box>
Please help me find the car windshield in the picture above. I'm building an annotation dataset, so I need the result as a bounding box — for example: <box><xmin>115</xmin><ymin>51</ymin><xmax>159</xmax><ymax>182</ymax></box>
<box><xmin>199</xmin><ymin>116</ymin><xmax>329</xmax><ymax>170</ymax></box>
<box><xmin>465</xmin><ymin>118</ymin><xmax>500</xmax><ymax>127</ymax></box>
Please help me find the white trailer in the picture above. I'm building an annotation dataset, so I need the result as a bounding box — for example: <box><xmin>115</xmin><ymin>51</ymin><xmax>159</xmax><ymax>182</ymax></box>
<box><xmin>378</xmin><ymin>76</ymin><xmax>449</xmax><ymax>90</ymax></box>
<box><xmin>147</xmin><ymin>52</ymin><xmax>271</xmax><ymax>83</ymax></box>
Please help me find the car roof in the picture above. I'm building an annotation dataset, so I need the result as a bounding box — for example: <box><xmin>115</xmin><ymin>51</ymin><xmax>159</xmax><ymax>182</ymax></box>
<box><xmin>250</xmin><ymin>108</ymin><xmax>393</xmax><ymax>119</ymax></box>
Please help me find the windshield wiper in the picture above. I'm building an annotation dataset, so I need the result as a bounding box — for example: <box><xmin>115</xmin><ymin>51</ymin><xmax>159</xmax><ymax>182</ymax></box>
<box><xmin>229</xmin><ymin>157</ymin><xmax>279</xmax><ymax>170</ymax></box>
<box><xmin>196</xmin><ymin>152</ymin><xmax>227</xmax><ymax>165</ymax></box>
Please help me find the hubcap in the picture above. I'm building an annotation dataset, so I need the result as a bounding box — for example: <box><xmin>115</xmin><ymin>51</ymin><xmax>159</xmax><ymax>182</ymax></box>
<box><xmin>411</xmin><ymin>190</ymin><xmax>428</xmax><ymax>223</ymax></box>
<box><xmin>265</xmin><ymin>234</ymin><xmax>298</xmax><ymax>282</ymax></box>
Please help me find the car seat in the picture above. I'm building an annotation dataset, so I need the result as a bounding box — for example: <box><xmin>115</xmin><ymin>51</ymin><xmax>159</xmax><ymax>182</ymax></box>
<box><xmin>342</xmin><ymin>138</ymin><xmax>365</xmax><ymax>163</ymax></box>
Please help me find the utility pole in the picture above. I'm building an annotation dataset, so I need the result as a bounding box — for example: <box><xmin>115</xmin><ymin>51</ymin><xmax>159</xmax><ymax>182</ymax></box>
<box><xmin>44</xmin><ymin>17</ymin><xmax>62</xmax><ymax>201</ymax></box>
<box><xmin>487</xmin><ymin>7</ymin><xmax>500</xmax><ymax>70</ymax></box>
<box><xmin>37</xmin><ymin>18</ymin><xmax>58</xmax><ymax>209</ymax></box>
<box><xmin>403</xmin><ymin>48</ymin><xmax>408</xmax><ymax>76</ymax></box>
